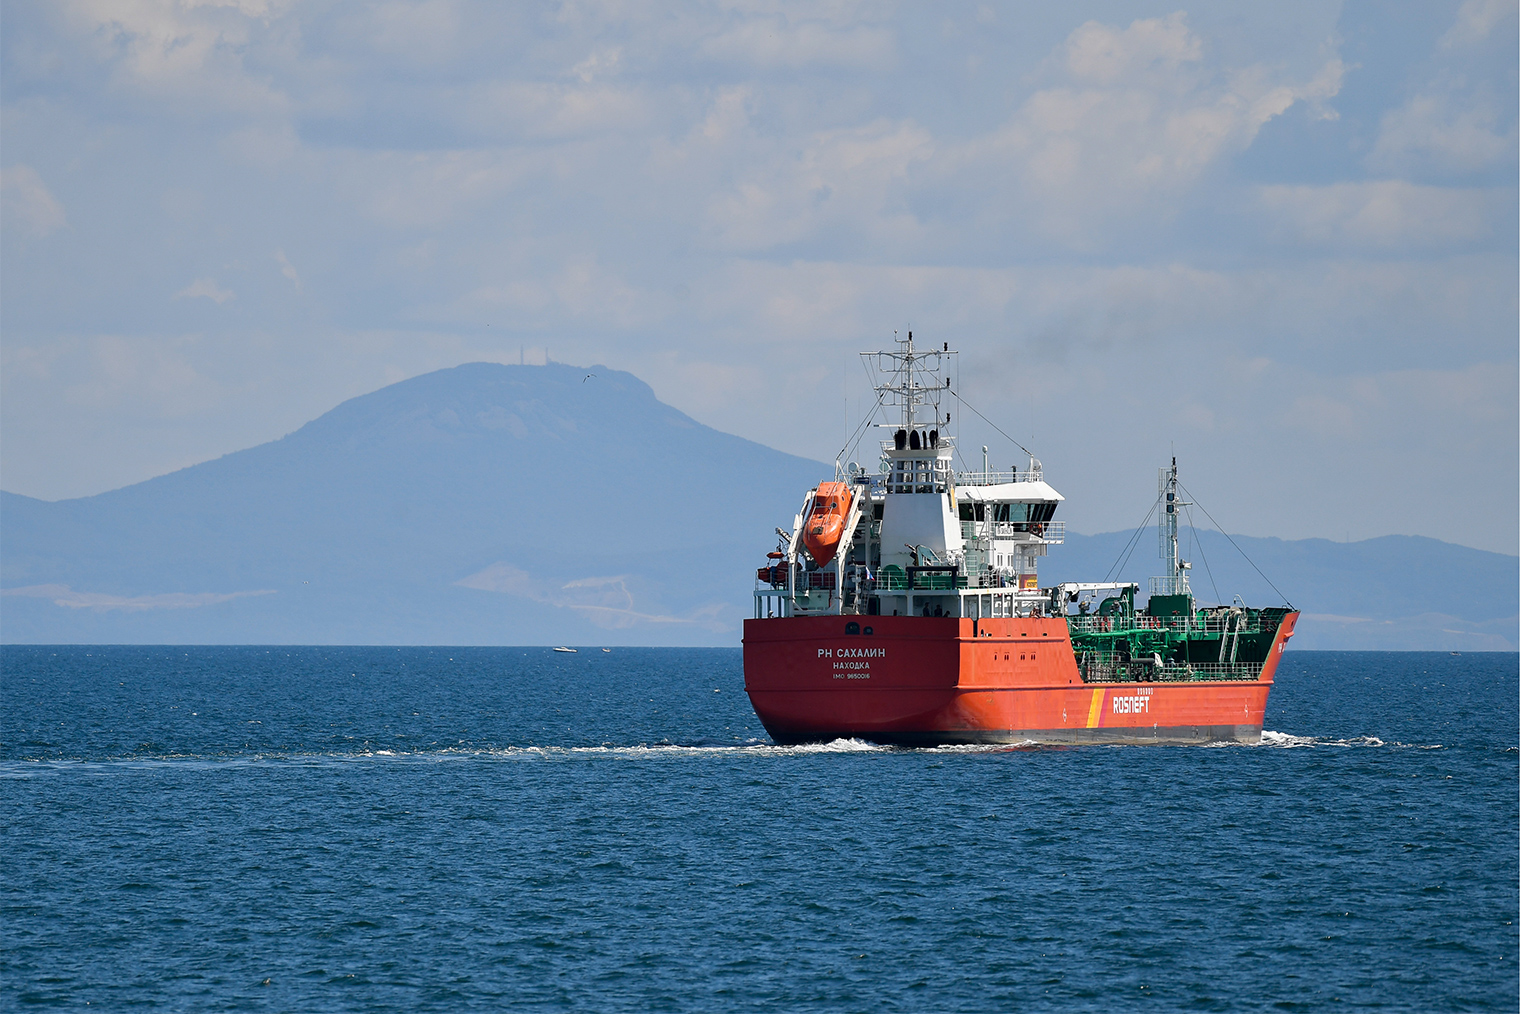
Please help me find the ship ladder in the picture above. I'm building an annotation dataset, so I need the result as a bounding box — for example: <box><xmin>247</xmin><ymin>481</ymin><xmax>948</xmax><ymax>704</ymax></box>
<box><xmin>1218</xmin><ymin>607</ymin><xmax>1244</xmax><ymax>664</ymax></box>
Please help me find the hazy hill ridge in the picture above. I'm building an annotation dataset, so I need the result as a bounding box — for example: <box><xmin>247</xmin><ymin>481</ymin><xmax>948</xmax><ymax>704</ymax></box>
<box><xmin>2</xmin><ymin>362</ymin><xmax>1515</xmax><ymax>649</ymax></box>
<box><xmin>1</xmin><ymin>363</ymin><xmax>825</xmax><ymax>645</ymax></box>
<box><xmin>1044</xmin><ymin>531</ymin><xmax>1517</xmax><ymax>651</ymax></box>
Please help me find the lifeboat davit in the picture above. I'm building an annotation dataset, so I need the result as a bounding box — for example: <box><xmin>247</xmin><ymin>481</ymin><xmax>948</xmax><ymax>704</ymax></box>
<box><xmin>802</xmin><ymin>482</ymin><xmax>853</xmax><ymax>567</ymax></box>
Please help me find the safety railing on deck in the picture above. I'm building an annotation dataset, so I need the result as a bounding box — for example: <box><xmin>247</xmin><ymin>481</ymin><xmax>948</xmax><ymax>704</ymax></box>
<box><xmin>874</xmin><ymin>566</ymin><xmax>961</xmax><ymax>591</ymax></box>
<box><xmin>1075</xmin><ymin>656</ymin><xmax>1263</xmax><ymax>683</ymax></box>
<box><xmin>960</xmin><ymin>520</ymin><xmax>1064</xmax><ymax>543</ymax></box>
<box><xmin>872</xmin><ymin>568</ymin><xmax>1046</xmax><ymax>592</ymax></box>
<box><xmin>954</xmin><ymin>470</ymin><xmax>1045</xmax><ymax>485</ymax></box>
<box><xmin>1066</xmin><ymin>612</ymin><xmax>1266</xmax><ymax>635</ymax></box>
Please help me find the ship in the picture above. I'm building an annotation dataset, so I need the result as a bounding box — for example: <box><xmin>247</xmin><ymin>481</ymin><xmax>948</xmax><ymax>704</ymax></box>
<box><xmin>742</xmin><ymin>335</ymin><xmax>1298</xmax><ymax>746</ymax></box>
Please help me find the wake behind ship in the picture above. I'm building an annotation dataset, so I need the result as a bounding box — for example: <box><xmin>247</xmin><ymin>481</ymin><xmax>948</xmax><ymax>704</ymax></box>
<box><xmin>742</xmin><ymin>335</ymin><xmax>1298</xmax><ymax>746</ymax></box>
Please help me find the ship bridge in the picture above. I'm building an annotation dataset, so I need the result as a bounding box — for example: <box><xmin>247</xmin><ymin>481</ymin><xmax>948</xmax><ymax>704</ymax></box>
<box><xmin>753</xmin><ymin>334</ymin><xmax>1067</xmax><ymax>622</ymax></box>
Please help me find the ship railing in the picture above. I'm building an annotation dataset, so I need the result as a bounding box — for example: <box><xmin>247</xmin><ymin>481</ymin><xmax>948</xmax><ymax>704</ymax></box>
<box><xmin>993</xmin><ymin>520</ymin><xmax>1061</xmax><ymax>541</ymax></box>
<box><xmin>1074</xmin><ymin>655</ymin><xmax>1262</xmax><ymax>683</ymax></box>
<box><xmin>968</xmin><ymin>572</ymin><xmax>1034</xmax><ymax>590</ymax></box>
<box><xmin>1149</xmin><ymin>575</ymin><xmax>1190</xmax><ymax>596</ymax></box>
<box><xmin>953</xmin><ymin>470</ymin><xmax>1044</xmax><ymax>486</ymax></box>
<box><xmin>960</xmin><ymin>520</ymin><xmax>1064</xmax><ymax>543</ymax></box>
<box><xmin>754</xmin><ymin>569</ymin><xmax>849</xmax><ymax>592</ymax></box>
<box><xmin>1066</xmin><ymin>614</ymin><xmax>1267</xmax><ymax>634</ymax></box>
<box><xmin>873</xmin><ymin>566</ymin><xmax>962</xmax><ymax>591</ymax></box>
<box><xmin>868</xmin><ymin>568</ymin><xmax>1055</xmax><ymax>593</ymax></box>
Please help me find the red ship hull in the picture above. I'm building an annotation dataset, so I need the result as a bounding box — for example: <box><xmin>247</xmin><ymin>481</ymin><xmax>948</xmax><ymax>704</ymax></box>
<box><xmin>742</xmin><ymin>612</ymin><xmax>1299</xmax><ymax>746</ymax></box>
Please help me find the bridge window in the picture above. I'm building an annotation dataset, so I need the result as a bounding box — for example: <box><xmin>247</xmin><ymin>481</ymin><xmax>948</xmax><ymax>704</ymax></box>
<box><xmin>994</xmin><ymin>503</ymin><xmax>1027</xmax><ymax>524</ymax></box>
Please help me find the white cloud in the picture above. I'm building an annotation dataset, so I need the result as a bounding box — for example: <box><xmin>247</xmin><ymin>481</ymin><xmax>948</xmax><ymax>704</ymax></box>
<box><xmin>334</xmin><ymin>149</ymin><xmax>530</xmax><ymax>229</ymax></box>
<box><xmin>1</xmin><ymin>584</ymin><xmax>276</xmax><ymax>611</ymax></box>
<box><xmin>571</xmin><ymin>47</ymin><xmax>622</xmax><ymax>83</ymax></box>
<box><xmin>2</xmin><ymin>2</ymin><xmax>1515</xmax><ymax>555</ymax></box>
<box><xmin>274</xmin><ymin>249</ymin><xmax>301</xmax><ymax>290</ymax></box>
<box><xmin>960</xmin><ymin>13</ymin><xmax>1346</xmax><ymax>244</ymax></box>
<box><xmin>705</xmin><ymin>118</ymin><xmax>934</xmax><ymax>251</ymax></box>
<box><xmin>667</xmin><ymin>254</ymin><xmax>1514</xmax><ymax>413</ymax></box>
<box><xmin>1063</xmin><ymin>12</ymin><xmax>1202</xmax><ymax>84</ymax></box>
<box><xmin>174</xmin><ymin>278</ymin><xmax>236</xmax><ymax>303</ymax></box>
<box><xmin>1258</xmin><ymin>181</ymin><xmax>1504</xmax><ymax>249</ymax></box>
<box><xmin>365</xmin><ymin>0</ymin><xmax>463</xmax><ymax>65</ymax></box>
<box><xmin>698</xmin><ymin>16</ymin><xmax>894</xmax><ymax>69</ymax></box>
<box><xmin>1370</xmin><ymin>90</ymin><xmax>1517</xmax><ymax>176</ymax></box>
<box><xmin>691</xmin><ymin>12</ymin><xmax>1349</xmax><ymax>255</ymax></box>
<box><xmin>49</xmin><ymin>334</ymin><xmax>224</xmax><ymax>419</ymax></box>
<box><xmin>464</xmin><ymin>257</ymin><xmax>660</xmax><ymax>329</ymax></box>
<box><xmin>460</xmin><ymin>80</ymin><xmax>651</xmax><ymax>140</ymax></box>
<box><xmin>1439</xmin><ymin>0</ymin><xmax>1517</xmax><ymax>49</ymax></box>
<box><xmin>695</xmin><ymin>86</ymin><xmax>753</xmax><ymax>144</ymax></box>
<box><xmin>1368</xmin><ymin>0</ymin><xmax>1518</xmax><ymax>177</ymax></box>
<box><xmin>62</xmin><ymin>0</ymin><xmax>294</xmax><ymax>116</ymax></box>
<box><xmin>1</xmin><ymin>165</ymin><xmax>67</xmax><ymax>237</ymax></box>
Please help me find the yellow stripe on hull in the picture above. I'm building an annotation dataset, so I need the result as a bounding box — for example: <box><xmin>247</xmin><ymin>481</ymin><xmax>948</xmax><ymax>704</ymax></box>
<box><xmin>1086</xmin><ymin>689</ymin><xmax>1104</xmax><ymax>728</ymax></box>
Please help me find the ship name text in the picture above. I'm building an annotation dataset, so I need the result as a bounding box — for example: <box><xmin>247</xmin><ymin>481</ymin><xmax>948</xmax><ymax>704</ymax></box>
<box><xmin>1111</xmin><ymin>695</ymin><xmax>1150</xmax><ymax>715</ymax></box>
<box><xmin>821</xmin><ymin>647</ymin><xmax>883</xmax><ymax>679</ymax></box>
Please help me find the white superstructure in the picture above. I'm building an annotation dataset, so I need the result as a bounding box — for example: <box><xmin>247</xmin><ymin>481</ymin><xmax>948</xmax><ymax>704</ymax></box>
<box><xmin>754</xmin><ymin>334</ymin><xmax>1065</xmax><ymax>620</ymax></box>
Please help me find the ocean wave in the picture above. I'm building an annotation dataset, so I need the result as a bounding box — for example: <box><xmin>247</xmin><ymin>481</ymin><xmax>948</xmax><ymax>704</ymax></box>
<box><xmin>0</xmin><ymin>738</ymin><xmax>899</xmax><ymax>771</ymax></box>
<box><xmin>467</xmin><ymin>738</ymin><xmax>888</xmax><ymax>760</ymax></box>
<box><xmin>920</xmin><ymin>740</ymin><xmax>1043</xmax><ymax>753</ymax></box>
<box><xmin>1257</xmin><ymin>731</ymin><xmax>1442</xmax><ymax>749</ymax></box>
<box><xmin>4</xmin><ymin>732</ymin><xmax>1463</xmax><ymax>771</ymax></box>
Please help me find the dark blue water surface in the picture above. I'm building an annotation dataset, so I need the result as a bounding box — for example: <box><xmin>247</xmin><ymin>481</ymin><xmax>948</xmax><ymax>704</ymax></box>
<box><xmin>3</xmin><ymin>647</ymin><xmax>1516</xmax><ymax>1012</ymax></box>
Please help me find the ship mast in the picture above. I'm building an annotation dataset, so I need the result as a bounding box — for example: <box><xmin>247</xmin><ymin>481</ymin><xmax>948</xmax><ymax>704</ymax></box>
<box><xmin>1157</xmin><ymin>457</ymin><xmax>1192</xmax><ymax>596</ymax></box>
<box><xmin>868</xmin><ymin>331</ymin><xmax>953</xmax><ymax>437</ymax></box>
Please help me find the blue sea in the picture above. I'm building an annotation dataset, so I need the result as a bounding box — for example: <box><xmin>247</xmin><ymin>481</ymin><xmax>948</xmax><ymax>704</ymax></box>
<box><xmin>2</xmin><ymin>647</ymin><xmax>1516</xmax><ymax>1012</ymax></box>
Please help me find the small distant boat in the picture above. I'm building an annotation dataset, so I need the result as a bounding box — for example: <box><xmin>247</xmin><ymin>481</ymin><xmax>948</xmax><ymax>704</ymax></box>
<box><xmin>602</xmin><ymin>648</ymin><xmax>612</xmax><ymax>653</ymax></box>
<box><xmin>553</xmin><ymin>646</ymin><xmax>577</xmax><ymax>653</ymax></box>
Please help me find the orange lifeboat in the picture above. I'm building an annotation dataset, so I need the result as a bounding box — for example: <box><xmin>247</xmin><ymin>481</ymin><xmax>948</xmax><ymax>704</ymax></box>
<box><xmin>802</xmin><ymin>481</ymin><xmax>853</xmax><ymax>567</ymax></box>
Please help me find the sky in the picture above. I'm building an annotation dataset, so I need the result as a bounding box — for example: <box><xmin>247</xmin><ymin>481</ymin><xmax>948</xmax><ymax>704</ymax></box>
<box><xmin>2</xmin><ymin>0</ymin><xmax>1516</xmax><ymax>554</ymax></box>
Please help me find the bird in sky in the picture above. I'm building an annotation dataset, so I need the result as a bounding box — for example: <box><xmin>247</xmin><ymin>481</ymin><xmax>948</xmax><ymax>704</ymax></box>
<box><xmin>583</xmin><ymin>373</ymin><xmax>595</xmax><ymax>382</ymax></box>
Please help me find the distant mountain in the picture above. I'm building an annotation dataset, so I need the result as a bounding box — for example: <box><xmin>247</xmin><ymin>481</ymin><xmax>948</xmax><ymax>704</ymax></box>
<box><xmin>1041</xmin><ymin>531</ymin><xmax>1517</xmax><ymax>651</ymax></box>
<box><xmin>2</xmin><ymin>362</ymin><xmax>1515</xmax><ymax>649</ymax></box>
<box><xmin>1</xmin><ymin>363</ymin><xmax>826</xmax><ymax>646</ymax></box>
